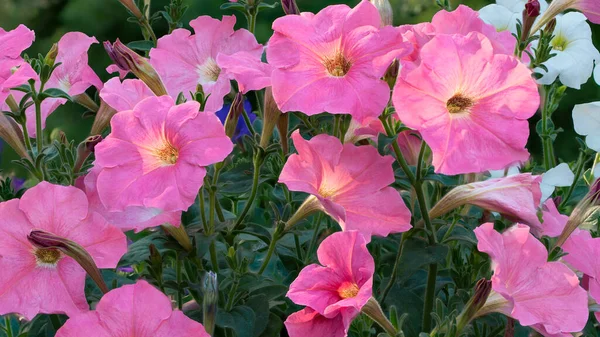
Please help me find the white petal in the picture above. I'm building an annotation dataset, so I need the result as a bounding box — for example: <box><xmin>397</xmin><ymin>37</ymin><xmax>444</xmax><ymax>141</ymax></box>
<box><xmin>540</xmin><ymin>183</ymin><xmax>556</xmax><ymax>202</ymax></box>
<box><xmin>594</xmin><ymin>163</ymin><xmax>600</xmax><ymax>180</ymax></box>
<box><xmin>542</xmin><ymin>163</ymin><xmax>575</xmax><ymax>187</ymax></box>
<box><xmin>586</xmin><ymin>135</ymin><xmax>600</xmax><ymax>152</ymax></box>
<box><xmin>479</xmin><ymin>4</ymin><xmax>515</xmax><ymax>32</ymax></box>
<box><xmin>572</xmin><ymin>102</ymin><xmax>600</xmax><ymax>137</ymax></box>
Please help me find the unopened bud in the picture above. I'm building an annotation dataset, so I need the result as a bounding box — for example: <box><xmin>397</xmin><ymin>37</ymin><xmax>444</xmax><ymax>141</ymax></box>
<box><xmin>117</xmin><ymin>0</ymin><xmax>144</xmax><ymax>20</ymax></box>
<box><xmin>281</xmin><ymin>0</ymin><xmax>300</xmax><ymax>15</ymax></box>
<box><xmin>544</xmin><ymin>18</ymin><xmax>557</xmax><ymax>36</ymax></box>
<box><xmin>28</xmin><ymin>230</ymin><xmax>109</xmax><ymax>293</ymax></box>
<box><xmin>456</xmin><ymin>279</ymin><xmax>493</xmax><ymax>333</ymax></box>
<box><xmin>277</xmin><ymin>111</ymin><xmax>289</xmax><ymax>154</ymax></box>
<box><xmin>361</xmin><ymin>297</ymin><xmax>397</xmax><ymax>336</ymax></box>
<box><xmin>225</xmin><ymin>93</ymin><xmax>244</xmax><ymax>139</ymax></box>
<box><xmin>525</xmin><ymin>0</ymin><xmax>541</xmax><ymax>17</ymax></box>
<box><xmin>203</xmin><ymin>271</ymin><xmax>218</xmax><ymax>336</ymax></box>
<box><xmin>0</xmin><ymin>112</ymin><xmax>29</xmax><ymax>160</ymax></box>
<box><xmin>74</xmin><ymin>135</ymin><xmax>103</xmax><ymax>173</ymax></box>
<box><xmin>370</xmin><ymin>0</ymin><xmax>394</xmax><ymax>26</ymax></box>
<box><xmin>555</xmin><ymin>179</ymin><xmax>600</xmax><ymax>248</ymax></box>
<box><xmin>162</xmin><ymin>224</ymin><xmax>193</xmax><ymax>252</ymax></box>
<box><xmin>521</xmin><ymin>0</ymin><xmax>541</xmax><ymax>42</ymax></box>
<box><xmin>104</xmin><ymin>40</ymin><xmax>168</xmax><ymax>96</ymax></box>
<box><xmin>148</xmin><ymin>244</ymin><xmax>163</xmax><ymax>275</ymax></box>
<box><xmin>44</xmin><ymin>43</ymin><xmax>59</xmax><ymax>67</ymax></box>
<box><xmin>91</xmin><ymin>100</ymin><xmax>118</xmax><ymax>136</ymax></box>
<box><xmin>384</xmin><ymin>59</ymin><xmax>399</xmax><ymax>89</ymax></box>
<box><xmin>260</xmin><ymin>87</ymin><xmax>282</xmax><ymax>149</ymax></box>
<box><xmin>73</xmin><ymin>93</ymin><xmax>99</xmax><ymax>113</ymax></box>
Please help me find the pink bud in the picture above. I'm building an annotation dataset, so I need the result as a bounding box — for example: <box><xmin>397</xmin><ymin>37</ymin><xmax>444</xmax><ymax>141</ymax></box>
<box><xmin>525</xmin><ymin>0</ymin><xmax>541</xmax><ymax>17</ymax></box>
<box><xmin>281</xmin><ymin>0</ymin><xmax>300</xmax><ymax>15</ymax></box>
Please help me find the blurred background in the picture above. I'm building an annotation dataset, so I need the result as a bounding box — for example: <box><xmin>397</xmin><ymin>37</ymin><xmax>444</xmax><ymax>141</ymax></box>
<box><xmin>1</xmin><ymin>0</ymin><xmax>599</xmax><ymax>172</ymax></box>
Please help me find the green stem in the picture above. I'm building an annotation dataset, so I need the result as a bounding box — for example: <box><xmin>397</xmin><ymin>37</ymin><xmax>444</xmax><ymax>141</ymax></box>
<box><xmin>540</xmin><ymin>86</ymin><xmax>555</xmax><ymax>171</ymax></box>
<box><xmin>560</xmin><ymin>152</ymin><xmax>589</xmax><ymax>208</ymax></box>
<box><xmin>199</xmin><ymin>188</ymin><xmax>208</xmax><ymax>233</ymax></box>
<box><xmin>4</xmin><ymin>316</ymin><xmax>12</xmax><ymax>337</ymax></box>
<box><xmin>34</xmin><ymin>98</ymin><xmax>43</xmax><ymax>155</ymax></box>
<box><xmin>333</xmin><ymin>115</ymin><xmax>341</xmax><ymax>139</ymax></box>
<box><xmin>258</xmin><ymin>232</ymin><xmax>279</xmax><ymax>275</ymax></box>
<box><xmin>380</xmin><ymin>232</ymin><xmax>406</xmax><ymax>303</ymax></box>
<box><xmin>176</xmin><ymin>255</ymin><xmax>183</xmax><ymax>310</ymax></box>
<box><xmin>422</xmin><ymin>263</ymin><xmax>439</xmax><ymax>332</ymax></box>
<box><xmin>232</xmin><ymin>154</ymin><xmax>263</xmax><ymax>230</ymax></box>
<box><xmin>22</xmin><ymin>122</ymin><xmax>33</xmax><ymax>153</ymax></box>
<box><xmin>226</xmin><ymin>277</ymin><xmax>240</xmax><ymax>311</ymax></box>
<box><xmin>304</xmin><ymin>213</ymin><xmax>323</xmax><ymax>264</ymax></box>
<box><xmin>241</xmin><ymin>109</ymin><xmax>256</xmax><ymax>137</ymax></box>
<box><xmin>209</xmin><ymin>186</ymin><xmax>216</xmax><ymax>233</ymax></box>
<box><xmin>209</xmin><ymin>240</ymin><xmax>219</xmax><ymax>272</ymax></box>
<box><xmin>246</xmin><ymin>8</ymin><xmax>258</xmax><ymax>34</ymax></box>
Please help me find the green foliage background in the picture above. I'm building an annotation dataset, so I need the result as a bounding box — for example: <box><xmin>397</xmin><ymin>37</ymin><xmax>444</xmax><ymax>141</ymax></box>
<box><xmin>1</xmin><ymin>0</ymin><xmax>599</xmax><ymax>171</ymax></box>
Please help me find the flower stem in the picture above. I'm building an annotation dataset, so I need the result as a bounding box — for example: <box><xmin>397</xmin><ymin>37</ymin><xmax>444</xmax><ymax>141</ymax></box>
<box><xmin>540</xmin><ymin>86</ymin><xmax>556</xmax><ymax>171</ymax></box>
<box><xmin>304</xmin><ymin>213</ymin><xmax>323</xmax><ymax>264</ymax></box>
<box><xmin>176</xmin><ymin>254</ymin><xmax>183</xmax><ymax>310</ymax></box>
<box><xmin>232</xmin><ymin>152</ymin><xmax>264</xmax><ymax>230</ymax></box>
<box><xmin>560</xmin><ymin>151</ymin><xmax>590</xmax><ymax>208</ymax></box>
<box><xmin>380</xmin><ymin>232</ymin><xmax>406</xmax><ymax>303</ymax></box>
<box><xmin>225</xmin><ymin>277</ymin><xmax>240</xmax><ymax>311</ymax></box>
<box><xmin>199</xmin><ymin>187</ymin><xmax>208</xmax><ymax>233</ymax></box>
<box><xmin>4</xmin><ymin>316</ymin><xmax>12</xmax><ymax>337</ymax></box>
<box><xmin>209</xmin><ymin>240</ymin><xmax>219</xmax><ymax>272</ymax></box>
<box><xmin>258</xmin><ymin>229</ymin><xmax>280</xmax><ymax>275</ymax></box>
<box><xmin>34</xmin><ymin>98</ymin><xmax>43</xmax><ymax>155</ymax></box>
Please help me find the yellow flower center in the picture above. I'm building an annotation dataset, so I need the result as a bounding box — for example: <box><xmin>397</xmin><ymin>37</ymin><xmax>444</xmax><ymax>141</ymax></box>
<box><xmin>446</xmin><ymin>94</ymin><xmax>474</xmax><ymax>114</ymax></box>
<box><xmin>155</xmin><ymin>143</ymin><xmax>179</xmax><ymax>165</ymax></box>
<box><xmin>337</xmin><ymin>282</ymin><xmax>360</xmax><ymax>299</ymax></box>
<box><xmin>35</xmin><ymin>248</ymin><xmax>62</xmax><ymax>266</ymax></box>
<box><xmin>551</xmin><ymin>34</ymin><xmax>569</xmax><ymax>51</ymax></box>
<box><xmin>324</xmin><ymin>53</ymin><xmax>352</xmax><ymax>77</ymax></box>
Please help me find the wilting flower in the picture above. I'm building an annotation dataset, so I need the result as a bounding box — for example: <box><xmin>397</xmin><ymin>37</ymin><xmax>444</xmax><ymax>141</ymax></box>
<box><xmin>479</xmin><ymin>0</ymin><xmax>549</xmax><ymax>34</ymax></box>
<box><xmin>393</xmin><ymin>32</ymin><xmax>539</xmax><ymax>175</ymax></box>
<box><xmin>149</xmin><ymin>15</ymin><xmax>262</xmax><ymax>111</ymax></box>
<box><xmin>77</xmin><ymin>167</ymin><xmax>182</xmax><ymax>232</ymax></box>
<box><xmin>539</xmin><ymin>163</ymin><xmax>574</xmax><ymax>202</ymax></box>
<box><xmin>532</xmin><ymin>12</ymin><xmax>600</xmax><ymax>89</ymax></box>
<box><xmin>56</xmin><ymin>280</ymin><xmax>210</xmax><ymax>337</ymax></box>
<box><xmin>93</xmin><ymin>96</ymin><xmax>233</xmax><ymax>213</ymax></box>
<box><xmin>279</xmin><ymin>131</ymin><xmax>412</xmax><ymax>239</ymax></box>
<box><xmin>0</xmin><ymin>25</ymin><xmax>37</xmax><ymax>107</ymax></box>
<box><xmin>285</xmin><ymin>308</ymin><xmax>348</xmax><ymax>337</ymax></box>
<box><xmin>572</xmin><ymin>101</ymin><xmax>600</xmax><ymax>152</ymax></box>
<box><xmin>287</xmin><ymin>231</ymin><xmax>373</xmax><ymax>325</ymax></box>
<box><xmin>23</xmin><ymin>32</ymin><xmax>102</xmax><ymax>137</ymax></box>
<box><xmin>267</xmin><ymin>0</ymin><xmax>411</xmax><ymax>122</ymax></box>
<box><xmin>216</xmin><ymin>96</ymin><xmax>256</xmax><ymax>142</ymax></box>
<box><xmin>429</xmin><ymin>174</ymin><xmax>542</xmax><ymax>232</ymax></box>
<box><xmin>474</xmin><ymin>223</ymin><xmax>588</xmax><ymax>335</ymax></box>
<box><xmin>0</xmin><ymin>182</ymin><xmax>127</xmax><ymax>319</ymax></box>
<box><xmin>562</xmin><ymin>229</ymin><xmax>600</xmax><ymax>320</ymax></box>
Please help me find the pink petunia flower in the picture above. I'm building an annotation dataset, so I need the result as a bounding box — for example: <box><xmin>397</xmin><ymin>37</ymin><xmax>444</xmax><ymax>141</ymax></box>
<box><xmin>93</xmin><ymin>96</ymin><xmax>233</xmax><ymax>213</ymax></box>
<box><xmin>474</xmin><ymin>223</ymin><xmax>588</xmax><ymax>336</ymax></box>
<box><xmin>55</xmin><ymin>280</ymin><xmax>209</xmax><ymax>337</ymax></box>
<box><xmin>343</xmin><ymin>117</ymin><xmax>385</xmax><ymax>144</ymax></box>
<box><xmin>77</xmin><ymin>167</ymin><xmax>182</xmax><ymax>232</ymax></box>
<box><xmin>149</xmin><ymin>15</ymin><xmax>262</xmax><ymax>111</ymax></box>
<box><xmin>0</xmin><ymin>25</ymin><xmax>37</xmax><ymax>105</ymax></box>
<box><xmin>279</xmin><ymin>131</ymin><xmax>412</xmax><ymax>239</ymax></box>
<box><xmin>20</xmin><ymin>32</ymin><xmax>102</xmax><ymax>137</ymax></box>
<box><xmin>99</xmin><ymin>77</ymin><xmax>154</xmax><ymax>112</ymax></box>
<box><xmin>0</xmin><ymin>182</ymin><xmax>127</xmax><ymax>319</ymax></box>
<box><xmin>538</xmin><ymin>198</ymin><xmax>569</xmax><ymax>237</ymax></box>
<box><xmin>287</xmin><ymin>231</ymin><xmax>373</xmax><ymax>326</ymax></box>
<box><xmin>285</xmin><ymin>308</ymin><xmax>348</xmax><ymax>337</ymax></box>
<box><xmin>393</xmin><ymin>32</ymin><xmax>539</xmax><ymax>175</ymax></box>
<box><xmin>266</xmin><ymin>0</ymin><xmax>412</xmax><ymax>122</ymax></box>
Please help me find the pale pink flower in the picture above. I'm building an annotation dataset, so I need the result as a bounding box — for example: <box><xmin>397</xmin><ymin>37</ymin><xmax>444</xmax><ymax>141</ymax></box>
<box><xmin>149</xmin><ymin>15</ymin><xmax>262</xmax><ymax>111</ymax></box>
<box><xmin>99</xmin><ymin>77</ymin><xmax>154</xmax><ymax>112</ymax></box>
<box><xmin>279</xmin><ymin>131</ymin><xmax>412</xmax><ymax>239</ymax></box>
<box><xmin>287</xmin><ymin>231</ymin><xmax>373</xmax><ymax>326</ymax></box>
<box><xmin>474</xmin><ymin>223</ymin><xmax>588</xmax><ymax>335</ymax></box>
<box><xmin>93</xmin><ymin>96</ymin><xmax>233</xmax><ymax>213</ymax></box>
<box><xmin>77</xmin><ymin>167</ymin><xmax>182</xmax><ymax>232</ymax></box>
<box><xmin>0</xmin><ymin>182</ymin><xmax>127</xmax><ymax>319</ymax></box>
<box><xmin>429</xmin><ymin>173</ymin><xmax>543</xmax><ymax>229</ymax></box>
<box><xmin>17</xmin><ymin>32</ymin><xmax>102</xmax><ymax>137</ymax></box>
<box><xmin>56</xmin><ymin>280</ymin><xmax>209</xmax><ymax>337</ymax></box>
<box><xmin>574</xmin><ymin>0</ymin><xmax>600</xmax><ymax>23</ymax></box>
<box><xmin>0</xmin><ymin>25</ymin><xmax>37</xmax><ymax>105</ymax></box>
<box><xmin>393</xmin><ymin>32</ymin><xmax>539</xmax><ymax>175</ymax></box>
<box><xmin>266</xmin><ymin>0</ymin><xmax>412</xmax><ymax>122</ymax></box>
<box><xmin>285</xmin><ymin>308</ymin><xmax>348</xmax><ymax>337</ymax></box>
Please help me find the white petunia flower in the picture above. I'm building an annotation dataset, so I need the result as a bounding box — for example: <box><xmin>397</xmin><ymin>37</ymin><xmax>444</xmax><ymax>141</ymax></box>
<box><xmin>479</xmin><ymin>0</ymin><xmax>549</xmax><ymax>34</ymax></box>
<box><xmin>572</xmin><ymin>101</ymin><xmax>600</xmax><ymax>152</ymax></box>
<box><xmin>540</xmin><ymin>163</ymin><xmax>575</xmax><ymax>202</ymax></box>
<box><xmin>533</xmin><ymin>12</ymin><xmax>600</xmax><ymax>89</ymax></box>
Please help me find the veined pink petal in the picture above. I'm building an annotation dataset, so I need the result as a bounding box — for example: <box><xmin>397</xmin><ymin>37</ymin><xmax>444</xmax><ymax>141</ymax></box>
<box><xmin>0</xmin><ymin>24</ymin><xmax>35</xmax><ymax>59</ymax></box>
<box><xmin>99</xmin><ymin>78</ymin><xmax>154</xmax><ymax>112</ymax></box>
<box><xmin>285</xmin><ymin>308</ymin><xmax>348</xmax><ymax>337</ymax></box>
<box><xmin>217</xmin><ymin>51</ymin><xmax>273</xmax><ymax>93</ymax></box>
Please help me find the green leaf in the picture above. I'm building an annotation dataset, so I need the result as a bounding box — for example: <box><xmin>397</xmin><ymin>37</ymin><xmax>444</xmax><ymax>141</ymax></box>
<box><xmin>220</xmin><ymin>2</ymin><xmax>247</xmax><ymax>10</ymax></box>
<box><xmin>119</xmin><ymin>232</ymin><xmax>167</xmax><ymax>267</ymax></box>
<box><xmin>396</xmin><ymin>238</ymin><xmax>449</xmax><ymax>284</ymax></box>
<box><xmin>245</xmin><ymin>294</ymin><xmax>270</xmax><ymax>336</ymax></box>
<box><xmin>127</xmin><ymin>40</ymin><xmax>155</xmax><ymax>51</ymax></box>
<box><xmin>258</xmin><ymin>314</ymin><xmax>284</xmax><ymax>337</ymax></box>
<box><xmin>40</xmin><ymin>88</ymin><xmax>71</xmax><ymax>101</ymax></box>
<box><xmin>217</xmin><ymin>306</ymin><xmax>256</xmax><ymax>337</ymax></box>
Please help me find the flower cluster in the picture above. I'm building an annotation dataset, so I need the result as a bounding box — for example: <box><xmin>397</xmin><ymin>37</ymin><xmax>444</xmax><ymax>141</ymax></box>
<box><xmin>0</xmin><ymin>0</ymin><xmax>599</xmax><ymax>336</ymax></box>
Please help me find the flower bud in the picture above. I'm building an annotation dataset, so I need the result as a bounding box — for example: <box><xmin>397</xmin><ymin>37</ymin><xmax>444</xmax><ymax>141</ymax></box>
<box><xmin>28</xmin><ymin>229</ymin><xmax>109</xmax><ymax>293</ymax></box>
<box><xmin>281</xmin><ymin>0</ymin><xmax>300</xmax><ymax>15</ymax></box>
<box><xmin>361</xmin><ymin>297</ymin><xmax>397</xmax><ymax>336</ymax></box>
<box><xmin>384</xmin><ymin>59</ymin><xmax>399</xmax><ymax>89</ymax></box>
<box><xmin>277</xmin><ymin>111</ymin><xmax>289</xmax><ymax>154</ymax></box>
<box><xmin>284</xmin><ymin>195</ymin><xmax>324</xmax><ymax>232</ymax></box>
<box><xmin>260</xmin><ymin>87</ymin><xmax>282</xmax><ymax>149</ymax></box>
<box><xmin>148</xmin><ymin>243</ymin><xmax>163</xmax><ymax>275</ymax></box>
<box><xmin>203</xmin><ymin>271</ymin><xmax>218</xmax><ymax>336</ymax></box>
<box><xmin>162</xmin><ymin>224</ymin><xmax>193</xmax><ymax>252</ymax></box>
<box><xmin>0</xmin><ymin>112</ymin><xmax>29</xmax><ymax>160</ymax></box>
<box><xmin>225</xmin><ymin>93</ymin><xmax>244</xmax><ymax>139</ymax></box>
<box><xmin>456</xmin><ymin>279</ymin><xmax>493</xmax><ymax>333</ymax></box>
<box><xmin>370</xmin><ymin>0</ymin><xmax>394</xmax><ymax>26</ymax></box>
<box><xmin>104</xmin><ymin>40</ymin><xmax>168</xmax><ymax>96</ymax></box>
<box><xmin>521</xmin><ymin>0</ymin><xmax>541</xmax><ymax>42</ymax></box>
<box><xmin>44</xmin><ymin>43</ymin><xmax>59</xmax><ymax>67</ymax></box>
<box><xmin>117</xmin><ymin>0</ymin><xmax>144</xmax><ymax>20</ymax></box>
<box><xmin>74</xmin><ymin>135</ymin><xmax>103</xmax><ymax>173</ymax></box>
<box><xmin>73</xmin><ymin>93</ymin><xmax>99</xmax><ymax>113</ymax></box>
<box><xmin>555</xmin><ymin>179</ymin><xmax>600</xmax><ymax>248</ymax></box>
<box><xmin>91</xmin><ymin>100</ymin><xmax>117</xmax><ymax>136</ymax></box>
